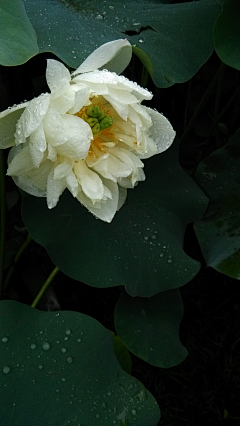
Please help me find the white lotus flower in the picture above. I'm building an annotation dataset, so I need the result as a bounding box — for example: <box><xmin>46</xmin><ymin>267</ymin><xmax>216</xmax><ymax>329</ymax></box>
<box><xmin>0</xmin><ymin>39</ymin><xmax>175</xmax><ymax>222</ymax></box>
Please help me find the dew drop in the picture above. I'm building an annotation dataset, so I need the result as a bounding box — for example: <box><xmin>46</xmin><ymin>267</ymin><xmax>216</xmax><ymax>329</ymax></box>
<box><xmin>42</xmin><ymin>342</ymin><xmax>51</xmax><ymax>351</ymax></box>
<box><xmin>2</xmin><ymin>366</ymin><xmax>10</xmax><ymax>374</ymax></box>
<box><xmin>61</xmin><ymin>347</ymin><xmax>67</xmax><ymax>353</ymax></box>
<box><xmin>1</xmin><ymin>337</ymin><xmax>8</xmax><ymax>343</ymax></box>
<box><xmin>131</xmin><ymin>409</ymin><xmax>137</xmax><ymax>415</ymax></box>
<box><xmin>38</xmin><ymin>365</ymin><xmax>43</xmax><ymax>370</ymax></box>
<box><xmin>167</xmin><ymin>259</ymin><xmax>173</xmax><ymax>264</ymax></box>
<box><xmin>66</xmin><ymin>356</ymin><xmax>73</xmax><ymax>364</ymax></box>
<box><xmin>77</xmin><ymin>338</ymin><xmax>82</xmax><ymax>343</ymax></box>
<box><xmin>95</xmin><ymin>413</ymin><xmax>101</xmax><ymax>419</ymax></box>
<box><xmin>30</xmin><ymin>344</ymin><xmax>37</xmax><ymax>350</ymax></box>
<box><xmin>65</xmin><ymin>329</ymin><xmax>72</xmax><ymax>336</ymax></box>
<box><xmin>61</xmin><ymin>377</ymin><xmax>66</xmax><ymax>382</ymax></box>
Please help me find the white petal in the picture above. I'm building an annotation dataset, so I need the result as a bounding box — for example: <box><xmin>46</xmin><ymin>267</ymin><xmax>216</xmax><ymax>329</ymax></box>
<box><xmin>7</xmin><ymin>146</ymin><xmax>35</xmax><ymax>176</ymax></box>
<box><xmin>50</xmin><ymin>86</ymin><xmax>75</xmax><ymax>114</ymax></box>
<box><xmin>68</xmin><ymin>85</ymin><xmax>90</xmax><ymax>114</ymax></box>
<box><xmin>144</xmin><ymin>107</ymin><xmax>176</xmax><ymax>153</ymax></box>
<box><xmin>107</xmin><ymin>154</ymin><xmax>132</xmax><ymax>178</ymax></box>
<box><xmin>108</xmin><ymin>88</ymin><xmax>139</xmax><ymax>105</ymax></box>
<box><xmin>53</xmin><ymin>160</ymin><xmax>73</xmax><ymax>180</ymax></box>
<box><xmin>7</xmin><ymin>146</ymin><xmax>52</xmax><ymax>197</ymax></box>
<box><xmin>0</xmin><ymin>102</ymin><xmax>28</xmax><ymax>148</ymax></box>
<box><xmin>53</xmin><ymin>115</ymin><xmax>91</xmax><ymax>161</ymax></box>
<box><xmin>72</xmin><ymin>39</ymin><xmax>132</xmax><ymax>76</ymax></box>
<box><xmin>117</xmin><ymin>186</ymin><xmax>127</xmax><ymax>211</ymax></box>
<box><xmin>47</xmin><ymin>144</ymin><xmax>57</xmax><ymax>162</ymax></box>
<box><xmin>66</xmin><ymin>171</ymin><xmax>79</xmax><ymax>197</ymax></box>
<box><xmin>74</xmin><ymin>160</ymin><xmax>104</xmax><ymax>201</ymax></box>
<box><xmin>131</xmin><ymin>103</ymin><xmax>152</xmax><ymax>128</ymax></box>
<box><xmin>29</xmin><ymin>123</ymin><xmax>46</xmax><ymax>167</ymax></box>
<box><xmin>137</xmin><ymin>134</ymin><xmax>158</xmax><ymax>159</ymax></box>
<box><xmin>15</xmin><ymin>93</ymin><xmax>50</xmax><ymax>145</ymax></box>
<box><xmin>43</xmin><ymin>107</ymin><xmax>64</xmax><ymax>141</ymax></box>
<box><xmin>77</xmin><ymin>178</ymin><xmax>119</xmax><ymax>223</ymax></box>
<box><xmin>87</xmin><ymin>156</ymin><xmax>116</xmax><ymax>182</ymax></box>
<box><xmin>104</xmin><ymin>94</ymin><xmax>129</xmax><ymax>121</ymax></box>
<box><xmin>46</xmin><ymin>59</ymin><xmax>71</xmax><ymax>99</ymax></box>
<box><xmin>47</xmin><ymin>165</ymin><xmax>67</xmax><ymax>209</ymax></box>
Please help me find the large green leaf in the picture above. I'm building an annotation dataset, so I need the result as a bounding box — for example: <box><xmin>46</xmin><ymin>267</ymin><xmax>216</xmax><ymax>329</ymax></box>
<box><xmin>21</xmin><ymin>141</ymin><xmax>208</xmax><ymax>297</ymax></box>
<box><xmin>214</xmin><ymin>0</ymin><xmax>240</xmax><ymax>70</ymax></box>
<box><xmin>0</xmin><ymin>0</ymin><xmax>38</xmax><ymax>66</ymax></box>
<box><xmin>114</xmin><ymin>289</ymin><xmax>188</xmax><ymax>368</ymax></box>
<box><xmin>0</xmin><ymin>301</ymin><xmax>160</xmax><ymax>425</ymax></box>
<box><xmin>194</xmin><ymin>128</ymin><xmax>240</xmax><ymax>280</ymax></box>
<box><xmin>23</xmin><ymin>0</ymin><xmax>221</xmax><ymax>87</ymax></box>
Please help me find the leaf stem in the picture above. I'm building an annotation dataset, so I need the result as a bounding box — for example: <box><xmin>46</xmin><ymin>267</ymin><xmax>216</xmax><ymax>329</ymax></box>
<box><xmin>0</xmin><ymin>150</ymin><xmax>6</xmax><ymax>298</ymax></box>
<box><xmin>31</xmin><ymin>266</ymin><xmax>59</xmax><ymax>308</ymax></box>
<box><xmin>3</xmin><ymin>234</ymin><xmax>32</xmax><ymax>290</ymax></box>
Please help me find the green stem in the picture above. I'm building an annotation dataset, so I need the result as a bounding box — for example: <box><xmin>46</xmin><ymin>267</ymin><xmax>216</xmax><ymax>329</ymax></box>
<box><xmin>31</xmin><ymin>266</ymin><xmax>59</xmax><ymax>308</ymax></box>
<box><xmin>3</xmin><ymin>234</ymin><xmax>32</xmax><ymax>290</ymax></box>
<box><xmin>15</xmin><ymin>234</ymin><xmax>32</xmax><ymax>262</ymax></box>
<box><xmin>180</xmin><ymin>62</ymin><xmax>226</xmax><ymax>144</ymax></box>
<box><xmin>0</xmin><ymin>150</ymin><xmax>6</xmax><ymax>297</ymax></box>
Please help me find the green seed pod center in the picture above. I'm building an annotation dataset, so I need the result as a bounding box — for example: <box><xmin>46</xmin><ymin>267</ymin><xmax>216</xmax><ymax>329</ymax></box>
<box><xmin>86</xmin><ymin>105</ymin><xmax>113</xmax><ymax>134</ymax></box>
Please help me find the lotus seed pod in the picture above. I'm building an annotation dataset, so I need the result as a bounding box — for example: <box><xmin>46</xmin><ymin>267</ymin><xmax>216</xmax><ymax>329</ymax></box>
<box><xmin>87</xmin><ymin>105</ymin><xmax>101</xmax><ymax>118</ymax></box>
<box><xmin>92</xmin><ymin>122</ymin><xmax>101</xmax><ymax>134</ymax></box>
<box><xmin>100</xmin><ymin>116</ymin><xmax>113</xmax><ymax>130</ymax></box>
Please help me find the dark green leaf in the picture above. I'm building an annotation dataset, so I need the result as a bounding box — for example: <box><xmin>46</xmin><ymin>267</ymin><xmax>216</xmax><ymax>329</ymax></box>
<box><xmin>0</xmin><ymin>0</ymin><xmax>38</xmax><ymax>66</ymax></box>
<box><xmin>23</xmin><ymin>0</ymin><xmax>221</xmax><ymax>87</ymax></box>
<box><xmin>214</xmin><ymin>0</ymin><xmax>240</xmax><ymax>70</ymax></box>
<box><xmin>21</xmin><ymin>140</ymin><xmax>208</xmax><ymax>297</ymax></box>
<box><xmin>111</xmin><ymin>332</ymin><xmax>132</xmax><ymax>374</ymax></box>
<box><xmin>0</xmin><ymin>300</ymin><xmax>160</xmax><ymax>425</ymax></box>
<box><xmin>114</xmin><ymin>289</ymin><xmax>187</xmax><ymax>368</ymax></box>
<box><xmin>194</xmin><ymin>128</ymin><xmax>240</xmax><ymax>280</ymax></box>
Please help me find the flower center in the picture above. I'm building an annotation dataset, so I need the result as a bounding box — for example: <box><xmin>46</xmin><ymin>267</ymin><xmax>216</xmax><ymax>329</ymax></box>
<box><xmin>76</xmin><ymin>103</ymin><xmax>113</xmax><ymax>136</ymax></box>
<box><xmin>75</xmin><ymin>100</ymin><xmax>116</xmax><ymax>158</ymax></box>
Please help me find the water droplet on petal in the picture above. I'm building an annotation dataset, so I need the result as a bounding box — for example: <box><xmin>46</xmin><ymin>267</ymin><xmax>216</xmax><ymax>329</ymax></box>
<box><xmin>3</xmin><ymin>366</ymin><xmax>10</xmax><ymax>374</ymax></box>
